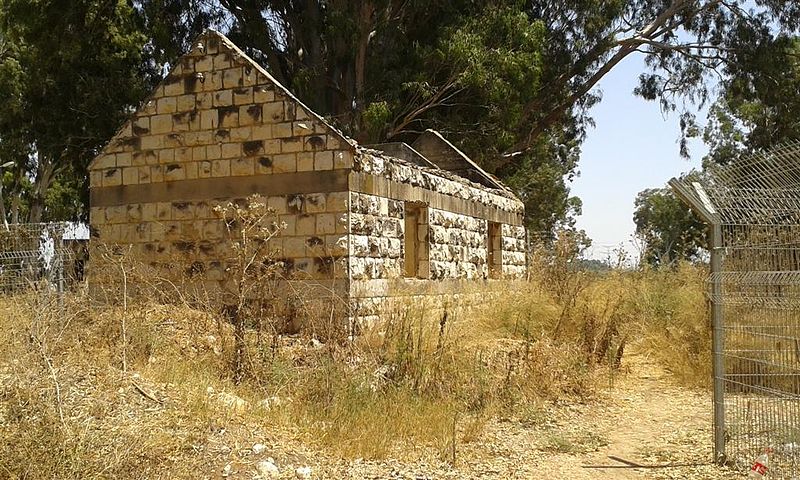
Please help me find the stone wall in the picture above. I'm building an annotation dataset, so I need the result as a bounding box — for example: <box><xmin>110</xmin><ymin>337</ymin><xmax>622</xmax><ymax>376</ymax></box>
<box><xmin>88</xmin><ymin>30</ymin><xmax>352</xmax><ymax>307</ymax></box>
<box><xmin>349</xmin><ymin>192</ymin><xmax>404</xmax><ymax>281</ymax></box>
<box><xmin>501</xmin><ymin>224</ymin><xmax>528</xmax><ymax>278</ymax></box>
<box><xmin>428</xmin><ymin>208</ymin><xmax>487</xmax><ymax>280</ymax></box>
<box><xmin>347</xmin><ymin>149</ymin><xmax>528</xmax><ymax>321</ymax></box>
<box><xmin>88</xmin><ymin>29</ymin><xmax>529</xmax><ymax>329</ymax></box>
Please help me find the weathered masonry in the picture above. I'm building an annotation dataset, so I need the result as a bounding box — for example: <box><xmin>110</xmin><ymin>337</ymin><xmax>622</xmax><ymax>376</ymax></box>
<box><xmin>89</xmin><ymin>30</ymin><xmax>526</xmax><ymax>323</ymax></box>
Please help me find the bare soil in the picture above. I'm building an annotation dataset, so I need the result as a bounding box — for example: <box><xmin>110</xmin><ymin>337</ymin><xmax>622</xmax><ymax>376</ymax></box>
<box><xmin>224</xmin><ymin>349</ymin><xmax>742</xmax><ymax>479</ymax></box>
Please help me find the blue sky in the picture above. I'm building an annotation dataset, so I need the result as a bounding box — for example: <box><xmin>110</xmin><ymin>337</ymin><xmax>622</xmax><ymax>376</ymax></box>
<box><xmin>571</xmin><ymin>53</ymin><xmax>709</xmax><ymax>260</ymax></box>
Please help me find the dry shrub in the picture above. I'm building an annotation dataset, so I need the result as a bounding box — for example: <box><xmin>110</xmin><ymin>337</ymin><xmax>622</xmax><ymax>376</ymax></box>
<box><xmin>632</xmin><ymin>263</ymin><xmax>710</xmax><ymax>386</ymax></box>
<box><xmin>0</xmin><ymin>291</ymin><xmax>234</xmax><ymax>479</ymax></box>
<box><xmin>0</xmin><ymin>233</ymin><xmax>712</xmax><ymax>477</ymax></box>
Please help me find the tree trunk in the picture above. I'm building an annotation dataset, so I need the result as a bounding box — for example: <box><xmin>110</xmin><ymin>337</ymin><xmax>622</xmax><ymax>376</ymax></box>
<box><xmin>0</xmin><ymin>179</ymin><xmax>7</xmax><ymax>229</ymax></box>
<box><xmin>28</xmin><ymin>157</ymin><xmax>55</xmax><ymax>223</ymax></box>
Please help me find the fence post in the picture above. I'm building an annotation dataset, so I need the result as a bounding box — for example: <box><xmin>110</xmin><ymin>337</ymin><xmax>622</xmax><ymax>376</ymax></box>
<box><xmin>668</xmin><ymin>178</ymin><xmax>726</xmax><ymax>465</ymax></box>
<box><xmin>710</xmin><ymin>222</ymin><xmax>726</xmax><ymax>464</ymax></box>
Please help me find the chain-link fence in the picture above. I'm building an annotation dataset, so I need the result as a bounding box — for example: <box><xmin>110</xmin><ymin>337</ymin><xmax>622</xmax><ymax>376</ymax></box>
<box><xmin>0</xmin><ymin>223</ymin><xmax>85</xmax><ymax>294</ymax></box>
<box><xmin>671</xmin><ymin>142</ymin><xmax>800</xmax><ymax>477</ymax></box>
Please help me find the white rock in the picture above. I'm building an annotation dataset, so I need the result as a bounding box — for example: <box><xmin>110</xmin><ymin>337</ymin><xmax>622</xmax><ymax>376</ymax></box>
<box><xmin>256</xmin><ymin>459</ymin><xmax>280</xmax><ymax>478</ymax></box>
<box><xmin>215</xmin><ymin>391</ymin><xmax>249</xmax><ymax>412</ymax></box>
<box><xmin>295</xmin><ymin>466</ymin><xmax>312</xmax><ymax>479</ymax></box>
<box><xmin>222</xmin><ymin>463</ymin><xmax>233</xmax><ymax>477</ymax></box>
<box><xmin>252</xmin><ymin>443</ymin><xmax>266</xmax><ymax>455</ymax></box>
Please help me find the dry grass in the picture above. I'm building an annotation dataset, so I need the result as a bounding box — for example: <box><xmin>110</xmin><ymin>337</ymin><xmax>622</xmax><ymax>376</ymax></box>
<box><xmin>0</xmin><ymin>257</ymin><xmax>712</xmax><ymax>478</ymax></box>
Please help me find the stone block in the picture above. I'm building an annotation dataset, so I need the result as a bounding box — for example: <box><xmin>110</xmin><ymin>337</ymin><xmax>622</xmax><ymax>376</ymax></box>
<box><xmin>172</xmin><ymin>201</ymin><xmax>194</xmax><ymax>220</ymax></box>
<box><xmin>293</xmin><ymin>122</ymin><xmax>313</xmax><ymax>136</ymax></box>
<box><xmin>212</xmin><ymin>53</ymin><xmax>230</xmax><ymax>70</ymax></box>
<box><xmin>272</xmin><ymin>153</ymin><xmax>296</xmax><ymax>173</ymax></box>
<box><xmin>102</xmin><ymin>168</ymin><xmax>122</xmax><ymax>187</ymax></box>
<box><xmin>221</xmin><ymin>143</ymin><xmax>241</xmax><ymax>158</ymax></box>
<box><xmin>251</xmin><ymin>125</ymin><xmax>272</xmax><ymax>141</ymax></box>
<box><xmin>305</xmin><ymin>193</ymin><xmax>326</xmax><ymax>213</ymax></box>
<box><xmin>200</xmin><ymin>110</ymin><xmax>217</xmax><ymax>130</ymax></box>
<box><xmin>316</xmin><ymin>214</ymin><xmax>336</xmax><ymax>234</ymax></box>
<box><xmin>140</xmin><ymin>135</ymin><xmax>164</xmax><ymax>150</ymax></box>
<box><xmin>272</xmin><ymin>122</ymin><xmax>293</xmax><ymax>138</ymax></box>
<box><xmin>122</xmin><ymin>167</ymin><xmax>139</xmax><ymax>185</ymax></box>
<box><xmin>158</xmin><ymin>149</ymin><xmax>175</xmax><ymax>163</ymax></box>
<box><xmin>103</xmin><ymin>205</ymin><xmax>124</xmax><ymax>224</ymax></box>
<box><xmin>267</xmin><ymin>196</ymin><xmax>287</xmax><ymax>215</ymax></box>
<box><xmin>184</xmin><ymin>161</ymin><xmax>199</xmax><ymax>180</ymax></box>
<box><xmin>203</xmin><ymin>220</ymin><xmax>223</xmax><ymax>241</ymax></box>
<box><xmin>140</xmin><ymin>203</ymin><xmax>157</xmax><ymax>222</ymax></box>
<box><xmin>296</xmin><ymin>152</ymin><xmax>314</xmax><ymax>172</ymax></box>
<box><xmin>116</xmin><ymin>152</ymin><xmax>135</xmax><ymax>168</ymax></box>
<box><xmin>176</xmin><ymin>94</ymin><xmax>196</xmax><ymax>112</ymax></box>
<box><xmin>282</xmin><ymin>137</ymin><xmax>303</xmax><ymax>153</ymax></box>
<box><xmin>157</xmin><ymin>97</ymin><xmax>177</xmax><ymax>114</ymax></box>
<box><xmin>222</xmin><ymin>67</ymin><xmax>243</xmax><ymax>89</ymax></box>
<box><xmin>206</xmin><ymin>144</ymin><xmax>221</xmax><ymax>159</ymax></box>
<box><xmin>171</xmin><ymin>147</ymin><xmax>189</xmax><ymax>163</ymax></box>
<box><xmin>142</xmin><ymin>99</ymin><xmax>157</xmax><ymax>115</ymax></box>
<box><xmin>334</xmin><ymin>150</ymin><xmax>353</xmax><ymax>169</ymax></box>
<box><xmin>314</xmin><ymin>151</ymin><xmax>333</xmax><ymax>170</ymax></box>
<box><xmin>156</xmin><ymin>202</ymin><xmax>171</xmax><ymax>221</ymax></box>
<box><xmin>211</xmin><ymin>159</ymin><xmax>230</xmax><ymax>177</ymax></box>
<box><xmin>295</xmin><ymin>107</ymin><xmax>310</xmax><ymax>121</ymax></box>
<box><xmin>136</xmin><ymin>166</ymin><xmax>150</xmax><ymax>183</ymax></box>
<box><xmin>253</xmin><ymin>86</ymin><xmax>274</xmax><ymax>103</ymax></box>
<box><xmin>199</xmin><ymin>160</ymin><xmax>212</xmax><ymax>178</ymax></box>
<box><xmin>93</xmin><ymin>154</ymin><xmax>115</xmax><ymax>170</ymax></box>
<box><xmin>336</xmin><ymin>213</ymin><xmax>349</xmax><ymax>234</ymax></box>
<box><xmin>296</xmin><ymin>215</ymin><xmax>315</xmax><ymax>236</ymax></box>
<box><xmin>263</xmin><ymin>102</ymin><xmax>284</xmax><ymax>122</ymax></box>
<box><xmin>263</xmin><ymin>139</ymin><xmax>281</xmax><ymax>154</ymax></box>
<box><xmin>89</xmin><ymin>171</ymin><xmax>103</xmax><ymax>188</ymax></box>
<box><xmin>279</xmin><ymin>214</ymin><xmax>297</xmax><ymax>235</ymax></box>
<box><xmin>164</xmin><ymin>133</ymin><xmax>186</xmax><ymax>148</ymax></box>
<box><xmin>163</xmin><ymin>76</ymin><xmax>184</xmax><ymax>96</ymax></box>
<box><xmin>231</xmin><ymin>157</ymin><xmax>254</xmax><ymax>176</ymax></box>
<box><xmin>214</xmin><ymin>89</ymin><xmax>232</xmax><ymax>107</ymax></box>
<box><xmin>327</xmin><ymin>192</ymin><xmax>349</xmax><ymax>212</ymax></box>
<box><xmin>196</xmin><ymin>92</ymin><xmax>212</xmax><ymax>109</ymax></box>
<box><xmin>164</xmin><ymin>164</ymin><xmax>186</xmax><ymax>182</ymax></box>
<box><xmin>219</xmin><ymin>108</ymin><xmax>238</xmax><ymax>128</ymax></box>
<box><xmin>232</xmin><ymin>87</ymin><xmax>253</xmax><ymax>105</ymax></box>
<box><xmin>194</xmin><ymin>55</ymin><xmax>213</xmax><ymax>72</ymax></box>
<box><xmin>255</xmin><ymin>156</ymin><xmax>272</xmax><ymax>174</ymax></box>
<box><xmin>230</xmin><ymin>126</ymin><xmax>252</xmax><ymax>142</ymax></box>
<box><xmin>283</xmin><ymin>237</ymin><xmax>306</xmax><ymax>257</ymax></box>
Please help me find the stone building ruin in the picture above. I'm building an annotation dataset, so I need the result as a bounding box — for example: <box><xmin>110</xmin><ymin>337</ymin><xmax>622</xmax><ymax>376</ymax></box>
<box><xmin>88</xmin><ymin>30</ymin><xmax>527</xmax><ymax>323</ymax></box>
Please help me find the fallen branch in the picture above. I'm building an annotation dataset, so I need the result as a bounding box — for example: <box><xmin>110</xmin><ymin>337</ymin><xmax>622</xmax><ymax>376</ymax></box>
<box><xmin>132</xmin><ymin>380</ymin><xmax>163</xmax><ymax>405</ymax></box>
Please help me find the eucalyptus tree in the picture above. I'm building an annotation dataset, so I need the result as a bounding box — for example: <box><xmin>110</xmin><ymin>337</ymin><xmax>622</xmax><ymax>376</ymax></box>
<box><xmin>0</xmin><ymin>0</ymin><xmax>153</xmax><ymax>222</ymax></box>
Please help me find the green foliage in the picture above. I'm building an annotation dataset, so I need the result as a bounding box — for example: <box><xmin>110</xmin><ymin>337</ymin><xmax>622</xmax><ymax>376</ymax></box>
<box><xmin>704</xmin><ymin>36</ymin><xmax>800</xmax><ymax>165</ymax></box>
<box><xmin>633</xmin><ymin>185</ymin><xmax>706</xmax><ymax>268</ymax></box>
<box><xmin>0</xmin><ymin>0</ymin><xmax>152</xmax><ymax>222</ymax></box>
<box><xmin>2</xmin><ymin>0</ymin><xmax>800</xmax><ymax>237</ymax></box>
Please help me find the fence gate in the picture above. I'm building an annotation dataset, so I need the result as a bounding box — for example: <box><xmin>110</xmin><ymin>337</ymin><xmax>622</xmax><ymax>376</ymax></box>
<box><xmin>0</xmin><ymin>223</ymin><xmax>81</xmax><ymax>293</ymax></box>
<box><xmin>671</xmin><ymin>142</ymin><xmax>800</xmax><ymax>477</ymax></box>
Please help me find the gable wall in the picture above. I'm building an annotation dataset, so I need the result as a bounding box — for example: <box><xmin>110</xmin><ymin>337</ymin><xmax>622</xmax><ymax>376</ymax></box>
<box><xmin>88</xmin><ymin>32</ymin><xmax>353</xmax><ymax>306</ymax></box>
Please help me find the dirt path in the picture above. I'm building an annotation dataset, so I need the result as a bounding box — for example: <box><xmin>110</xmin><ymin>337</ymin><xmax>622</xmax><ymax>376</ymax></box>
<box><xmin>212</xmin><ymin>349</ymin><xmax>743</xmax><ymax>479</ymax></box>
<box><xmin>449</xmin><ymin>350</ymin><xmax>741</xmax><ymax>479</ymax></box>
<box><xmin>320</xmin><ymin>349</ymin><xmax>742</xmax><ymax>479</ymax></box>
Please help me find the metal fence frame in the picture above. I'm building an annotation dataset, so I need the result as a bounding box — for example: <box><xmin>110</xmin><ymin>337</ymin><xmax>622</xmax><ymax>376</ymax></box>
<box><xmin>0</xmin><ymin>222</ymin><xmax>78</xmax><ymax>294</ymax></box>
<box><xmin>670</xmin><ymin>142</ymin><xmax>800</xmax><ymax>477</ymax></box>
